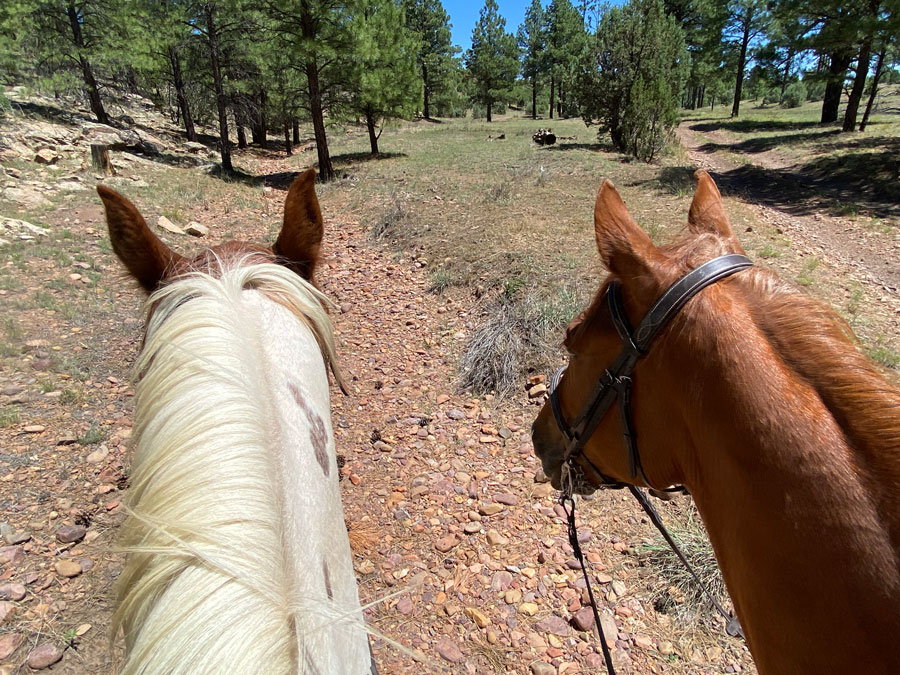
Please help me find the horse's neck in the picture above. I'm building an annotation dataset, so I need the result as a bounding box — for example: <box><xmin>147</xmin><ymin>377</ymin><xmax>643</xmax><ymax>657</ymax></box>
<box><xmin>680</xmin><ymin>337</ymin><xmax>900</xmax><ymax>674</ymax></box>
<box><xmin>245</xmin><ymin>291</ymin><xmax>369</xmax><ymax>669</ymax></box>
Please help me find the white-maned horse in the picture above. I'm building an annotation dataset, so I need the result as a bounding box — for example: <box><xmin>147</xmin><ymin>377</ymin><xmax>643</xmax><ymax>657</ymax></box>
<box><xmin>98</xmin><ymin>169</ymin><xmax>374</xmax><ymax>674</ymax></box>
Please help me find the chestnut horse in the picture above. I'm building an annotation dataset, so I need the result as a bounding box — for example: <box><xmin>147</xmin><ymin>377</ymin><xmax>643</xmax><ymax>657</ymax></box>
<box><xmin>532</xmin><ymin>171</ymin><xmax>900</xmax><ymax>674</ymax></box>
<box><xmin>98</xmin><ymin>169</ymin><xmax>373</xmax><ymax>674</ymax></box>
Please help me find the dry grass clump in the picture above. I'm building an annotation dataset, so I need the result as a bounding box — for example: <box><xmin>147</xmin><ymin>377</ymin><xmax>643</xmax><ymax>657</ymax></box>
<box><xmin>459</xmin><ymin>284</ymin><xmax>584</xmax><ymax>397</ymax></box>
<box><xmin>371</xmin><ymin>197</ymin><xmax>419</xmax><ymax>241</ymax></box>
<box><xmin>640</xmin><ymin>502</ymin><xmax>732</xmax><ymax>628</ymax></box>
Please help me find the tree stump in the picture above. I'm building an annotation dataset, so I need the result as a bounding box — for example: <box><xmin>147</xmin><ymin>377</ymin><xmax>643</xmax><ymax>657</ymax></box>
<box><xmin>90</xmin><ymin>144</ymin><xmax>115</xmax><ymax>176</ymax></box>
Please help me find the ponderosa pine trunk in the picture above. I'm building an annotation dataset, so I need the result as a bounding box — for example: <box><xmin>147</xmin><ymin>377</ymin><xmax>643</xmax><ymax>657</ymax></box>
<box><xmin>486</xmin><ymin>96</ymin><xmax>492</xmax><ymax>122</ymax></box>
<box><xmin>292</xmin><ymin>118</ymin><xmax>300</xmax><ymax>145</ymax></box>
<box><xmin>284</xmin><ymin>121</ymin><xmax>292</xmax><ymax>156</ymax></box>
<box><xmin>66</xmin><ymin>4</ymin><xmax>110</xmax><ymax>125</ymax></box>
<box><xmin>532</xmin><ymin>77</ymin><xmax>537</xmax><ymax>119</ymax></box>
<box><xmin>843</xmin><ymin>4</ymin><xmax>877</xmax><ymax>132</ymax></box>
<box><xmin>780</xmin><ymin>47</ymin><xmax>795</xmax><ymax>102</ymax></box>
<box><xmin>822</xmin><ymin>50</ymin><xmax>852</xmax><ymax>124</ymax></box>
<box><xmin>731</xmin><ymin>5</ymin><xmax>753</xmax><ymax>118</ymax></box>
<box><xmin>300</xmin><ymin>1</ymin><xmax>334</xmax><ymax>181</ymax></box>
<box><xmin>365</xmin><ymin>106</ymin><xmax>379</xmax><ymax>155</ymax></box>
<box><xmin>204</xmin><ymin>3</ymin><xmax>232</xmax><ymax>172</ymax></box>
<box><xmin>549</xmin><ymin>76</ymin><xmax>555</xmax><ymax>119</ymax></box>
<box><xmin>859</xmin><ymin>47</ymin><xmax>886</xmax><ymax>132</ymax></box>
<box><xmin>236</xmin><ymin>122</ymin><xmax>247</xmax><ymax>149</ymax></box>
<box><xmin>169</xmin><ymin>47</ymin><xmax>197</xmax><ymax>142</ymax></box>
<box><xmin>422</xmin><ymin>63</ymin><xmax>431</xmax><ymax>119</ymax></box>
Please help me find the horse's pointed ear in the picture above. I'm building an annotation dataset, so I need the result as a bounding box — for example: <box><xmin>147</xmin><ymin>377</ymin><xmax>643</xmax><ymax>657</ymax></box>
<box><xmin>594</xmin><ymin>179</ymin><xmax>659</xmax><ymax>280</ymax></box>
<box><xmin>688</xmin><ymin>170</ymin><xmax>734</xmax><ymax>238</ymax></box>
<box><xmin>97</xmin><ymin>186</ymin><xmax>186</xmax><ymax>292</ymax></box>
<box><xmin>274</xmin><ymin>168</ymin><xmax>323</xmax><ymax>281</ymax></box>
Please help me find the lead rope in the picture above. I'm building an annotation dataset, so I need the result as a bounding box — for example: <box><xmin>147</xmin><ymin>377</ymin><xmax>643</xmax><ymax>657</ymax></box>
<box><xmin>561</xmin><ymin>492</ymin><xmax>616</xmax><ymax>675</ymax></box>
<box><xmin>627</xmin><ymin>486</ymin><xmax>745</xmax><ymax>638</ymax></box>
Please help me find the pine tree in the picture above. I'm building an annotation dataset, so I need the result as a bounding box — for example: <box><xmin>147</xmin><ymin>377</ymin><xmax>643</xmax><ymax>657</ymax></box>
<box><xmin>517</xmin><ymin>0</ymin><xmax>547</xmax><ymax>119</ymax></box>
<box><xmin>10</xmin><ymin>0</ymin><xmax>119</xmax><ymax>124</ymax></box>
<box><xmin>266</xmin><ymin>0</ymin><xmax>357</xmax><ymax>181</ymax></box>
<box><xmin>576</xmin><ymin>0</ymin><xmax>688</xmax><ymax>161</ymax></box>
<box><xmin>546</xmin><ymin>0</ymin><xmax>585</xmax><ymax>118</ymax></box>
<box><xmin>726</xmin><ymin>0</ymin><xmax>769</xmax><ymax>117</ymax></box>
<box><xmin>345</xmin><ymin>0</ymin><xmax>420</xmax><ymax>154</ymax></box>
<box><xmin>403</xmin><ymin>0</ymin><xmax>457</xmax><ymax>119</ymax></box>
<box><xmin>465</xmin><ymin>0</ymin><xmax>520</xmax><ymax>122</ymax></box>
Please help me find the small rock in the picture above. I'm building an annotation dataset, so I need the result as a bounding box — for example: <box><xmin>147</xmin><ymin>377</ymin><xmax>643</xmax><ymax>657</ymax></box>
<box><xmin>157</xmin><ymin>216</ymin><xmax>185</xmax><ymax>235</ymax></box>
<box><xmin>534</xmin><ymin>468</ymin><xmax>549</xmax><ymax>483</ymax></box>
<box><xmin>86</xmin><ymin>446</ymin><xmax>109</xmax><ymax>464</ymax></box>
<box><xmin>1</xmin><ymin>385</ymin><xmax>24</xmax><ymax>396</ymax></box>
<box><xmin>33</xmin><ymin>149</ymin><xmax>59</xmax><ymax>165</ymax></box>
<box><xmin>494</xmin><ymin>493</ymin><xmax>518</xmax><ymax>506</ymax></box>
<box><xmin>396</xmin><ymin>597</ymin><xmax>413</xmax><ymax>614</ymax></box>
<box><xmin>184</xmin><ymin>141</ymin><xmax>208</xmax><ymax>153</ymax></box>
<box><xmin>658</xmin><ymin>640</ymin><xmax>675</xmax><ymax>655</ymax></box>
<box><xmin>55</xmin><ymin>525</ymin><xmax>86</xmax><ymax>544</ymax></box>
<box><xmin>23</xmin><ymin>425</ymin><xmax>45</xmax><ymax>433</ymax></box>
<box><xmin>530</xmin><ymin>663</ymin><xmax>556</xmax><ymax>675</ymax></box>
<box><xmin>435</xmin><ymin>637</ymin><xmax>464</xmax><ymax>663</ymax></box>
<box><xmin>600</xmin><ymin>611</ymin><xmax>617</xmax><ymax>648</ymax></box>
<box><xmin>0</xmin><ymin>632</ymin><xmax>24</xmax><ymax>659</ymax></box>
<box><xmin>486</xmin><ymin>529</ymin><xmax>509</xmax><ymax>547</ymax></box>
<box><xmin>2</xmin><ymin>530</ymin><xmax>30</xmax><ymax>546</ymax></box>
<box><xmin>434</xmin><ymin>534</ymin><xmax>457</xmax><ymax>553</ymax></box>
<box><xmin>0</xmin><ymin>601</ymin><xmax>14</xmax><ymax>624</ymax></box>
<box><xmin>536</xmin><ymin>615</ymin><xmax>571</xmax><ymax>636</ymax></box>
<box><xmin>463</xmin><ymin>522</ymin><xmax>481</xmax><ymax>534</ymax></box>
<box><xmin>519</xmin><ymin>602</ymin><xmax>539</xmax><ymax>616</ymax></box>
<box><xmin>0</xmin><ymin>546</ymin><xmax>24</xmax><ymax>565</ymax></box>
<box><xmin>634</xmin><ymin>634</ymin><xmax>653</xmax><ymax>649</ymax></box>
<box><xmin>464</xmin><ymin>606</ymin><xmax>490</xmax><ymax>628</ymax></box>
<box><xmin>54</xmin><ymin>560</ymin><xmax>83</xmax><ymax>578</ymax></box>
<box><xmin>185</xmin><ymin>221</ymin><xmax>209</xmax><ymax>237</ymax></box>
<box><xmin>479</xmin><ymin>503</ymin><xmax>504</xmax><ymax>516</ymax></box>
<box><xmin>25</xmin><ymin>642</ymin><xmax>64</xmax><ymax>670</ymax></box>
<box><xmin>446</xmin><ymin>409</ymin><xmax>465</xmax><ymax>421</ymax></box>
<box><xmin>571</xmin><ymin>606</ymin><xmax>595</xmax><ymax>632</ymax></box>
<box><xmin>0</xmin><ymin>583</ymin><xmax>26</xmax><ymax>601</ymax></box>
<box><xmin>528</xmin><ymin>383</ymin><xmax>548</xmax><ymax>398</ymax></box>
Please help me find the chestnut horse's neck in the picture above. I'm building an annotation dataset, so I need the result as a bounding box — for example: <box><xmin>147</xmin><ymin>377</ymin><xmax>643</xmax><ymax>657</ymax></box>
<box><xmin>664</xmin><ymin>276</ymin><xmax>900</xmax><ymax>675</ymax></box>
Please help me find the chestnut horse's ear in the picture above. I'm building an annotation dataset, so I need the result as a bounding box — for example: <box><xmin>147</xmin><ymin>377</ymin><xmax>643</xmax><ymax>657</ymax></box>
<box><xmin>274</xmin><ymin>168</ymin><xmax>323</xmax><ymax>281</ymax></box>
<box><xmin>594</xmin><ymin>179</ymin><xmax>660</xmax><ymax>280</ymax></box>
<box><xmin>97</xmin><ymin>186</ymin><xmax>187</xmax><ymax>292</ymax></box>
<box><xmin>688</xmin><ymin>170</ymin><xmax>735</xmax><ymax>238</ymax></box>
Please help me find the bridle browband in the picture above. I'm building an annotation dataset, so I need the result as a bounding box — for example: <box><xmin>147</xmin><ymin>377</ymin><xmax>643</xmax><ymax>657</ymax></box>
<box><xmin>549</xmin><ymin>253</ymin><xmax>754</xmax><ymax>491</ymax></box>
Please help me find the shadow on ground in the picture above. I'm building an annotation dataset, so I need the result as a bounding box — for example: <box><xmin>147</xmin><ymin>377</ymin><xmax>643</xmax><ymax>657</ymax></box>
<box><xmin>652</xmin><ymin>144</ymin><xmax>900</xmax><ymax>219</ymax></box>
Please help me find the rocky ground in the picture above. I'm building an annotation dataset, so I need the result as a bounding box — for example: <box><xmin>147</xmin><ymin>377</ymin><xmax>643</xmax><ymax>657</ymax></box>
<box><xmin>7</xmin><ymin>86</ymin><xmax>898</xmax><ymax>675</ymax></box>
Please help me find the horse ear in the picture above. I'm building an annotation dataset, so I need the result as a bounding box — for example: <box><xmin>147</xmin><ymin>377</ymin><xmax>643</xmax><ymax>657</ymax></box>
<box><xmin>97</xmin><ymin>186</ymin><xmax>186</xmax><ymax>292</ymax></box>
<box><xmin>688</xmin><ymin>170</ymin><xmax>735</xmax><ymax>237</ymax></box>
<box><xmin>274</xmin><ymin>168</ymin><xmax>323</xmax><ymax>281</ymax></box>
<box><xmin>594</xmin><ymin>179</ymin><xmax>659</xmax><ymax>280</ymax></box>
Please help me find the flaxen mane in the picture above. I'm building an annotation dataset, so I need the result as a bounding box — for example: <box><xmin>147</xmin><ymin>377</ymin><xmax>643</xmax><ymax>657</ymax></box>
<box><xmin>113</xmin><ymin>260</ymin><xmax>357</xmax><ymax>674</ymax></box>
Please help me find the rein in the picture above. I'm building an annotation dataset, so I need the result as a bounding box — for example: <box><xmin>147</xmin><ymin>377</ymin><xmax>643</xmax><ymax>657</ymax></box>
<box><xmin>547</xmin><ymin>254</ymin><xmax>752</xmax><ymax>672</ymax></box>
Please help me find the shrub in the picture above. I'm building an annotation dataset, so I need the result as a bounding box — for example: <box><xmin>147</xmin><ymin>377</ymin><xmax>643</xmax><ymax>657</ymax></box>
<box><xmin>782</xmin><ymin>81</ymin><xmax>807</xmax><ymax>108</ymax></box>
<box><xmin>575</xmin><ymin>0</ymin><xmax>688</xmax><ymax>162</ymax></box>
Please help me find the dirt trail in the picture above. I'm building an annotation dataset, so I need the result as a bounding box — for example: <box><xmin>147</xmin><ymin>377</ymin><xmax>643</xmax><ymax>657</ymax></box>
<box><xmin>304</xmin><ymin>196</ymin><xmax>754</xmax><ymax>674</ymax></box>
<box><xmin>676</xmin><ymin>123</ymin><xmax>900</xmax><ymax>304</ymax></box>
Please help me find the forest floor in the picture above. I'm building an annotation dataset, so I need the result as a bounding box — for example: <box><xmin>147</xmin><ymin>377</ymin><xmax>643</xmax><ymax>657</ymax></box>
<box><xmin>0</xmin><ymin>87</ymin><xmax>898</xmax><ymax>674</ymax></box>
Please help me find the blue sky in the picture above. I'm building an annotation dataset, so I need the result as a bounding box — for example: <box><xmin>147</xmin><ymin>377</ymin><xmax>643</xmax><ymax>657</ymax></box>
<box><xmin>444</xmin><ymin>1</ymin><xmax>625</xmax><ymax>53</ymax></box>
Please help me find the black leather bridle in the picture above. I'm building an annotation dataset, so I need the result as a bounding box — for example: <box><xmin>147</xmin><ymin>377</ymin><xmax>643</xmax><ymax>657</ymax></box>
<box><xmin>548</xmin><ymin>253</ymin><xmax>754</xmax><ymax>492</ymax></box>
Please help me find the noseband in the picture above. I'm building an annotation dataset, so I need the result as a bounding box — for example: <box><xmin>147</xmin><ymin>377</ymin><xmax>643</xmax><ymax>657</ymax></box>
<box><xmin>549</xmin><ymin>253</ymin><xmax>753</xmax><ymax>491</ymax></box>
